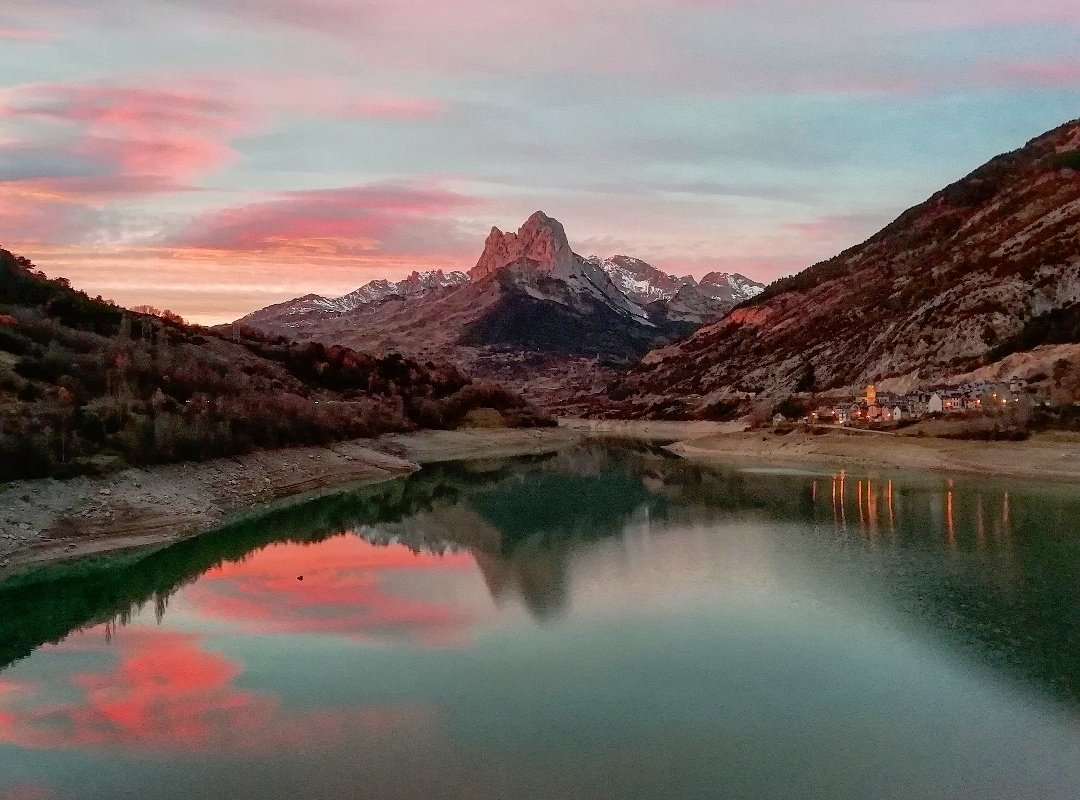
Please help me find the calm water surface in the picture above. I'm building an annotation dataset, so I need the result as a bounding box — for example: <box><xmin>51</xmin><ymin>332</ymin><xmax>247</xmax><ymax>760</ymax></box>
<box><xmin>1</xmin><ymin>444</ymin><xmax>1078</xmax><ymax>799</ymax></box>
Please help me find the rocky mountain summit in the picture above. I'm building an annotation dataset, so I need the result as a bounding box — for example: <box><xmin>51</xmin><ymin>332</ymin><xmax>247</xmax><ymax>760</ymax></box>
<box><xmin>697</xmin><ymin>271</ymin><xmax>765</xmax><ymax>305</ymax></box>
<box><xmin>616</xmin><ymin>119</ymin><xmax>1080</xmax><ymax>416</ymax></box>
<box><xmin>469</xmin><ymin>211</ymin><xmax>651</xmax><ymax>324</ymax></box>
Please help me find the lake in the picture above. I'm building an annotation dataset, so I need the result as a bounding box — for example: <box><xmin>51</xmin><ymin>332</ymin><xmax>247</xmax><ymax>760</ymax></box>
<box><xmin>1</xmin><ymin>442</ymin><xmax>1078</xmax><ymax>799</ymax></box>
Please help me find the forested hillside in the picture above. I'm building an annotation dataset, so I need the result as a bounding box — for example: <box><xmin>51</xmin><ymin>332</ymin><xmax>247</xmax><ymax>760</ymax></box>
<box><xmin>0</xmin><ymin>249</ymin><xmax>549</xmax><ymax>480</ymax></box>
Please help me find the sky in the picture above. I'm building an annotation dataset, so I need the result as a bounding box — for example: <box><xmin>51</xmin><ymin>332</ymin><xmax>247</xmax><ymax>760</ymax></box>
<box><xmin>1</xmin><ymin>1</ymin><xmax>1078</xmax><ymax>324</ymax></box>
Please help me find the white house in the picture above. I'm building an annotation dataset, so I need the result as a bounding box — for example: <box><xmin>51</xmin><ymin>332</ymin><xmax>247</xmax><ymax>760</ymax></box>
<box><xmin>893</xmin><ymin>405</ymin><xmax>903</xmax><ymax>422</ymax></box>
<box><xmin>928</xmin><ymin>392</ymin><xmax>944</xmax><ymax>414</ymax></box>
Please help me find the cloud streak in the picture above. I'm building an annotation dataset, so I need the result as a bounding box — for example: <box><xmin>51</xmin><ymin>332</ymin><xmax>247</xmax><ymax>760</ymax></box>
<box><xmin>170</xmin><ymin>183</ymin><xmax>484</xmax><ymax>258</ymax></box>
<box><xmin>0</xmin><ymin>26</ymin><xmax>58</xmax><ymax>41</ymax></box>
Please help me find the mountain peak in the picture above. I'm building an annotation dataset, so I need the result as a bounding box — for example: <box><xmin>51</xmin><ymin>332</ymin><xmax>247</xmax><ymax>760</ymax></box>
<box><xmin>470</xmin><ymin>211</ymin><xmax>574</xmax><ymax>281</ymax></box>
<box><xmin>697</xmin><ymin>271</ymin><xmax>765</xmax><ymax>303</ymax></box>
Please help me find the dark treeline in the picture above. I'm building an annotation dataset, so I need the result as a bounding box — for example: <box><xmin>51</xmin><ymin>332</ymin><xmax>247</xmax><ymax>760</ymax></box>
<box><xmin>0</xmin><ymin>249</ymin><xmax>552</xmax><ymax>480</ymax></box>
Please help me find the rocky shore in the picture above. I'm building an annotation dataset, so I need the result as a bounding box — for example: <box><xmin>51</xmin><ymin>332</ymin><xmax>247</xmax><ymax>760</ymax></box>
<box><xmin>0</xmin><ymin>427</ymin><xmax>580</xmax><ymax>577</ymax></box>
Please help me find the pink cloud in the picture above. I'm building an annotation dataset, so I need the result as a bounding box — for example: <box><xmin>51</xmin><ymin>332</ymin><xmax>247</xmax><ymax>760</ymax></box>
<box><xmin>171</xmin><ymin>182</ymin><xmax>484</xmax><ymax>257</ymax></box>
<box><xmin>0</xmin><ymin>27</ymin><xmax>58</xmax><ymax>41</ymax></box>
<box><xmin>990</xmin><ymin>61</ymin><xmax>1080</xmax><ymax>88</ymax></box>
<box><xmin>0</xmin><ymin>82</ymin><xmax>258</xmax><ymax>246</ymax></box>
<box><xmin>4</xmin><ymin>175</ymin><xmax>185</xmax><ymax>200</ymax></box>
<box><xmin>340</xmin><ymin>96</ymin><xmax>448</xmax><ymax>120</ymax></box>
<box><xmin>0</xmin><ymin>190</ymin><xmax>105</xmax><ymax>247</ymax></box>
<box><xmin>783</xmin><ymin>213</ymin><xmax>888</xmax><ymax>245</ymax></box>
<box><xmin>1</xmin><ymin>83</ymin><xmax>251</xmax><ymax>183</ymax></box>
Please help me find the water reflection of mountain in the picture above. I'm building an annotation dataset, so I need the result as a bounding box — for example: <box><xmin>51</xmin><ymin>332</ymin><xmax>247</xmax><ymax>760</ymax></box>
<box><xmin>2</xmin><ymin>443</ymin><xmax>1078</xmax><ymax>705</ymax></box>
<box><xmin>0</xmin><ymin>458</ymin><xmax>530</xmax><ymax>670</ymax></box>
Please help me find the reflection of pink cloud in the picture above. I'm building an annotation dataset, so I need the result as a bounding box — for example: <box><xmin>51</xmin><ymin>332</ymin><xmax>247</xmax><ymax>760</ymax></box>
<box><xmin>186</xmin><ymin>537</ymin><xmax>481</xmax><ymax>642</ymax></box>
<box><xmin>0</xmin><ymin>785</ymin><xmax>60</xmax><ymax>800</ymax></box>
<box><xmin>171</xmin><ymin>183</ymin><xmax>483</xmax><ymax>257</ymax></box>
<box><xmin>0</xmin><ymin>625</ymin><xmax>437</xmax><ymax>755</ymax></box>
<box><xmin>0</xmin><ymin>630</ymin><xmax>277</xmax><ymax>752</ymax></box>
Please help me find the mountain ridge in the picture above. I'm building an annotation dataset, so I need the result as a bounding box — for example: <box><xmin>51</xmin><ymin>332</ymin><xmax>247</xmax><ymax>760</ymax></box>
<box><xmin>237</xmin><ymin>212</ymin><xmax>762</xmax><ymax>350</ymax></box>
<box><xmin>614</xmin><ymin>118</ymin><xmax>1080</xmax><ymax>416</ymax></box>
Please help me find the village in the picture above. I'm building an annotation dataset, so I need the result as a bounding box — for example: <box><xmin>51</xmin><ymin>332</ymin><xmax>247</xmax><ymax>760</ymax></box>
<box><xmin>790</xmin><ymin>378</ymin><xmax>1035</xmax><ymax>428</ymax></box>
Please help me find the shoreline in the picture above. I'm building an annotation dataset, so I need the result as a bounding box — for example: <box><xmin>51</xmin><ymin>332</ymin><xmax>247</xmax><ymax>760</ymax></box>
<box><xmin>559</xmin><ymin>418</ymin><xmax>1080</xmax><ymax>481</ymax></box>
<box><xmin>4</xmin><ymin>420</ymin><xmax>1077</xmax><ymax>580</ymax></box>
<box><xmin>663</xmin><ymin>429</ymin><xmax>1080</xmax><ymax>483</ymax></box>
<box><xmin>0</xmin><ymin>427</ymin><xmax>581</xmax><ymax>579</ymax></box>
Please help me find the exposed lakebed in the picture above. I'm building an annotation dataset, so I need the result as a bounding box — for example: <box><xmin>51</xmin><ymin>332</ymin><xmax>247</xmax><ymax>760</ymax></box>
<box><xmin>1</xmin><ymin>443</ymin><xmax>1078</xmax><ymax>799</ymax></box>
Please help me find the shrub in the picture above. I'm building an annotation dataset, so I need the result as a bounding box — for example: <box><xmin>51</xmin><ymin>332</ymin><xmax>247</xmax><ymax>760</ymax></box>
<box><xmin>461</xmin><ymin>408</ymin><xmax>506</xmax><ymax>428</ymax></box>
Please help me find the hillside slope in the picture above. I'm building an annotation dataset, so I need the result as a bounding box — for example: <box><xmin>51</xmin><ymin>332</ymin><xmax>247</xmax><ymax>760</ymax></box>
<box><xmin>618</xmin><ymin>119</ymin><xmax>1080</xmax><ymax>414</ymax></box>
<box><xmin>0</xmin><ymin>250</ymin><xmax>546</xmax><ymax>481</ymax></box>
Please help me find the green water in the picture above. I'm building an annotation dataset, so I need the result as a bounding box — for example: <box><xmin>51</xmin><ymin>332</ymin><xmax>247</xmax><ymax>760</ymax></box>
<box><xmin>1</xmin><ymin>444</ymin><xmax>1078</xmax><ymax>799</ymax></box>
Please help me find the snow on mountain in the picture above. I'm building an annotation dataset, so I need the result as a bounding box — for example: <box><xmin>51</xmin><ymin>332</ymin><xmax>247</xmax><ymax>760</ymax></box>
<box><xmin>697</xmin><ymin>271</ymin><xmax>765</xmax><ymax>304</ymax></box>
<box><xmin>291</xmin><ymin>270</ymin><xmax>468</xmax><ymax>315</ymax></box>
<box><xmin>587</xmin><ymin>255</ymin><xmax>764</xmax><ymax>310</ymax></box>
<box><xmin>587</xmin><ymin>255</ymin><xmax>692</xmax><ymax>304</ymax></box>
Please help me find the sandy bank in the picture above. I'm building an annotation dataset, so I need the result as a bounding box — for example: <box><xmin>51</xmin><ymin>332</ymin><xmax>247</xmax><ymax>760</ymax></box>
<box><xmin>559</xmin><ymin>418</ymin><xmax>746</xmax><ymax>442</ymax></box>
<box><xmin>0</xmin><ymin>427</ymin><xmax>580</xmax><ymax>577</ymax></box>
<box><xmin>664</xmin><ymin>429</ymin><xmax>1080</xmax><ymax>482</ymax></box>
<box><xmin>383</xmin><ymin>427</ymin><xmax>580</xmax><ymax>463</ymax></box>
